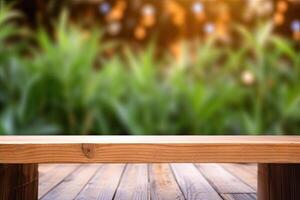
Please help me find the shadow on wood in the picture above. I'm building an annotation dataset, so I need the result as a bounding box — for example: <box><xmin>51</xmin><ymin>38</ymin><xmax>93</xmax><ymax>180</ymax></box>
<box><xmin>258</xmin><ymin>164</ymin><xmax>300</xmax><ymax>200</ymax></box>
<box><xmin>0</xmin><ymin>164</ymin><xmax>38</xmax><ymax>200</ymax></box>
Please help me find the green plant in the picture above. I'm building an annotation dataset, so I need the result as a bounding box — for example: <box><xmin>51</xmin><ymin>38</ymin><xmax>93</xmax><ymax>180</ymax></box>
<box><xmin>233</xmin><ymin>23</ymin><xmax>300</xmax><ymax>134</ymax></box>
<box><xmin>1</xmin><ymin>3</ymin><xmax>300</xmax><ymax>135</ymax></box>
<box><xmin>0</xmin><ymin>1</ymin><xmax>27</xmax><ymax>134</ymax></box>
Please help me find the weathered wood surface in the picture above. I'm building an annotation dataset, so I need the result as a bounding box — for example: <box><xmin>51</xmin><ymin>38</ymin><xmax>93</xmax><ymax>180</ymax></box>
<box><xmin>196</xmin><ymin>164</ymin><xmax>255</xmax><ymax>193</ymax></box>
<box><xmin>149</xmin><ymin>164</ymin><xmax>184</xmax><ymax>200</ymax></box>
<box><xmin>41</xmin><ymin>164</ymin><xmax>100</xmax><ymax>200</ymax></box>
<box><xmin>1</xmin><ymin>136</ymin><xmax>300</xmax><ymax>163</ymax></box>
<box><xmin>39</xmin><ymin>164</ymin><xmax>79</xmax><ymax>198</ymax></box>
<box><xmin>75</xmin><ymin>164</ymin><xmax>125</xmax><ymax>200</ymax></box>
<box><xmin>222</xmin><ymin>194</ymin><xmax>257</xmax><ymax>200</ymax></box>
<box><xmin>114</xmin><ymin>164</ymin><xmax>149</xmax><ymax>200</ymax></box>
<box><xmin>171</xmin><ymin>163</ymin><xmax>222</xmax><ymax>199</ymax></box>
<box><xmin>221</xmin><ymin>164</ymin><xmax>257</xmax><ymax>190</ymax></box>
<box><xmin>39</xmin><ymin>163</ymin><xmax>257</xmax><ymax>200</ymax></box>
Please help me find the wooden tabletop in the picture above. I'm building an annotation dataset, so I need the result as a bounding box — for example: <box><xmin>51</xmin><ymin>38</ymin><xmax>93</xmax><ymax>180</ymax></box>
<box><xmin>1</xmin><ymin>136</ymin><xmax>300</xmax><ymax>163</ymax></box>
<box><xmin>38</xmin><ymin>163</ymin><xmax>257</xmax><ymax>200</ymax></box>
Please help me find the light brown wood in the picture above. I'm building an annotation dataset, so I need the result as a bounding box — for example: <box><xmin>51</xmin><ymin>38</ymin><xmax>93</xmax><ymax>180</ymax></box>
<box><xmin>0</xmin><ymin>164</ymin><xmax>38</xmax><ymax>200</ymax></box>
<box><xmin>39</xmin><ymin>164</ymin><xmax>79</xmax><ymax>198</ymax></box>
<box><xmin>38</xmin><ymin>164</ymin><xmax>57</xmax><ymax>177</ymax></box>
<box><xmin>38</xmin><ymin>163</ymin><xmax>260</xmax><ymax>199</ymax></box>
<box><xmin>149</xmin><ymin>164</ymin><xmax>184</xmax><ymax>200</ymax></box>
<box><xmin>257</xmin><ymin>164</ymin><xmax>300</xmax><ymax>200</ymax></box>
<box><xmin>171</xmin><ymin>163</ymin><xmax>222</xmax><ymax>200</ymax></box>
<box><xmin>75</xmin><ymin>164</ymin><xmax>125</xmax><ymax>200</ymax></box>
<box><xmin>196</xmin><ymin>164</ymin><xmax>255</xmax><ymax>193</ymax></box>
<box><xmin>221</xmin><ymin>194</ymin><xmax>257</xmax><ymax>200</ymax></box>
<box><xmin>1</xmin><ymin>136</ymin><xmax>300</xmax><ymax>163</ymax></box>
<box><xmin>114</xmin><ymin>164</ymin><xmax>149</xmax><ymax>200</ymax></box>
<box><xmin>41</xmin><ymin>164</ymin><xmax>100</xmax><ymax>200</ymax></box>
<box><xmin>221</xmin><ymin>164</ymin><xmax>257</xmax><ymax>190</ymax></box>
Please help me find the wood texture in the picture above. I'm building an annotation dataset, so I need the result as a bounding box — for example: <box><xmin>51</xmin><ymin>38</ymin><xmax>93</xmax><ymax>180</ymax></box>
<box><xmin>38</xmin><ymin>164</ymin><xmax>56</xmax><ymax>176</ymax></box>
<box><xmin>196</xmin><ymin>164</ymin><xmax>255</xmax><ymax>193</ymax></box>
<box><xmin>38</xmin><ymin>163</ymin><xmax>258</xmax><ymax>200</ymax></box>
<box><xmin>75</xmin><ymin>164</ymin><xmax>125</xmax><ymax>200</ymax></box>
<box><xmin>114</xmin><ymin>164</ymin><xmax>149</xmax><ymax>200</ymax></box>
<box><xmin>41</xmin><ymin>164</ymin><xmax>100</xmax><ymax>200</ymax></box>
<box><xmin>221</xmin><ymin>164</ymin><xmax>257</xmax><ymax>189</ymax></box>
<box><xmin>0</xmin><ymin>164</ymin><xmax>38</xmax><ymax>200</ymax></box>
<box><xmin>171</xmin><ymin>163</ymin><xmax>222</xmax><ymax>200</ymax></box>
<box><xmin>149</xmin><ymin>164</ymin><xmax>184</xmax><ymax>200</ymax></box>
<box><xmin>1</xmin><ymin>136</ymin><xmax>300</xmax><ymax>163</ymax></box>
<box><xmin>39</xmin><ymin>164</ymin><xmax>79</xmax><ymax>198</ymax></box>
<box><xmin>257</xmin><ymin>164</ymin><xmax>300</xmax><ymax>200</ymax></box>
<box><xmin>257</xmin><ymin>164</ymin><xmax>269</xmax><ymax>200</ymax></box>
<box><xmin>222</xmin><ymin>194</ymin><xmax>257</xmax><ymax>200</ymax></box>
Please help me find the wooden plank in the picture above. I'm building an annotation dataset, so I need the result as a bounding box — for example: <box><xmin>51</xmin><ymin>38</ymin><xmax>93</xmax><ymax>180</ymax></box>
<box><xmin>39</xmin><ymin>164</ymin><xmax>59</xmax><ymax>178</ymax></box>
<box><xmin>221</xmin><ymin>164</ymin><xmax>257</xmax><ymax>190</ymax></box>
<box><xmin>0</xmin><ymin>164</ymin><xmax>38</xmax><ymax>200</ymax></box>
<box><xmin>171</xmin><ymin>163</ymin><xmax>222</xmax><ymax>200</ymax></box>
<box><xmin>40</xmin><ymin>164</ymin><xmax>100</xmax><ymax>200</ymax></box>
<box><xmin>257</xmin><ymin>164</ymin><xmax>300</xmax><ymax>200</ymax></box>
<box><xmin>196</xmin><ymin>164</ymin><xmax>255</xmax><ymax>194</ymax></box>
<box><xmin>1</xmin><ymin>136</ymin><xmax>300</xmax><ymax>163</ymax></box>
<box><xmin>222</xmin><ymin>194</ymin><xmax>257</xmax><ymax>200</ymax></box>
<box><xmin>75</xmin><ymin>164</ymin><xmax>125</xmax><ymax>200</ymax></box>
<box><xmin>114</xmin><ymin>164</ymin><xmax>149</xmax><ymax>200</ymax></box>
<box><xmin>39</xmin><ymin>164</ymin><xmax>56</xmax><ymax>174</ymax></box>
<box><xmin>149</xmin><ymin>164</ymin><xmax>185</xmax><ymax>200</ymax></box>
<box><xmin>39</xmin><ymin>164</ymin><xmax>80</xmax><ymax>198</ymax></box>
<box><xmin>241</xmin><ymin>164</ymin><xmax>257</xmax><ymax>175</ymax></box>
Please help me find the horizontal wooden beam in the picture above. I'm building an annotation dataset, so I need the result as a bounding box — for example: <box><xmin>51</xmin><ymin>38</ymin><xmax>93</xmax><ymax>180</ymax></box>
<box><xmin>1</xmin><ymin>136</ymin><xmax>300</xmax><ymax>163</ymax></box>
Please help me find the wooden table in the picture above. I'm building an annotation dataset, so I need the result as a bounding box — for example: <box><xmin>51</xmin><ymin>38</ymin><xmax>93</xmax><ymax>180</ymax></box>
<box><xmin>38</xmin><ymin>163</ymin><xmax>257</xmax><ymax>200</ymax></box>
<box><xmin>1</xmin><ymin>136</ymin><xmax>300</xmax><ymax>200</ymax></box>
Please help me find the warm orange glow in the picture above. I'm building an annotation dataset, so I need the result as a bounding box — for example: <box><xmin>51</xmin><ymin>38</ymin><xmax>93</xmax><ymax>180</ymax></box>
<box><xmin>195</xmin><ymin>12</ymin><xmax>206</xmax><ymax>22</ymax></box>
<box><xmin>294</xmin><ymin>31</ymin><xmax>300</xmax><ymax>41</ymax></box>
<box><xmin>141</xmin><ymin>16</ymin><xmax>155</xmax><ymax>27</ymax></box>
<box><xmin>277</xmin><ymin>1</ymin><xmax>288</xmax><ymax>13</ymax></box>
<box><xmin>165</xmin><ymin>1</ymin><xmax>186</xmax><ymax>27</ymax></box>
<box><xmin>70</xmin><ymin>0</ymin><xmax>300</xmax><ymax>41</ymax></box>
<box><xmin>274</xmin><ymin>13</ymin><xmax>285</xmax><ymax>25</ymax></box>
<box><xmin>106</xmin><ymin>0</ymin><xmax>127</xmax><ymax>21</ymax></box>
<box><xmin>134</xmin><ymin>26</ymin><xmax>146</xmax><ymax>40</ymax></box>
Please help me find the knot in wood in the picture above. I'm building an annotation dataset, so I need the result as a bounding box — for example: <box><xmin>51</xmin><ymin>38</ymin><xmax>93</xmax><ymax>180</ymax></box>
<box><xmin>81</xmin><ymin>144</ymin><xmax>95</xmax><ymax>159</ymax></box>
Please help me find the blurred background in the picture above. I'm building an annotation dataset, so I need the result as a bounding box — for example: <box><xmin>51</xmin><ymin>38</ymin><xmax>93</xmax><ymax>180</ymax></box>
<box><xmin>0</xmin><ymin>0</ymin><xmax>300</xmax><ymax>135</ymax></box>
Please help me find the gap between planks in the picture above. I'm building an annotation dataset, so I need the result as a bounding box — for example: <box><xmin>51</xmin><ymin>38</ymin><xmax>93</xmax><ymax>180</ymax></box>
<box><xmin>39</xmin><ymin>163</ymin><xmax>257</xmax><ymax>200</ymax></box>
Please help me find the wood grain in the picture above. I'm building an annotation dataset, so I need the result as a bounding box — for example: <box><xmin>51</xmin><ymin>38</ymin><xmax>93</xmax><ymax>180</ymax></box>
<box><xmin>41</xmin><ymin>164</ymin><xmax>100</xmax><ymax>200</ymax></box>
<box><xmin>196</xmin><ymin>164</ymin><xmax>255</xmax><ymax>193</ymax></box>
<box><xmin>75</xmin><ymin>164</ymin><xmax>125</xmax><ymax>200</ymax></box>
<box><xmin>258</xmin><ymin>164</ymin><xmax>300</xmax><ymax>200</ymax></box>
<box><xmin>171</xmin><ymin>163</ymin><xmax>222</xmax><ymax>200</ymax></box>
<box><xmin>38</xmin><ymin>164</ymin><xmax>57</xmax><ymax>177</ymax></box>
<box><xmin>114</xmin><ymin>164</ymin><xmax>149</xmax><ymax>200</ymax></box>
<box><xmin>221</xmin><ymin>164</ymin><xmax>257</xmax><ymax>190</ymax></box>
<box><xmin>0</xmin><ymin>164</ymin><xmax>38</xmax><ymax>200</ymax></box>
<box><xmin>221</xmin><ymin>193</ymin><xmax>257</xmax><ymax>200</ymax></box>
<box><xmin>149</xmin><ymin>164</ymin><xmax>184</xmax><ymax>200</ymax></box>
<box><xmin>37</xmin><ymin>164</ymin><xmax>260</xmax><ymax>200</ymax></box>
<box><xmin>39</xmin><ymin>164</ymin><xmax>80</xmax><ymax>198</ymax></box>
<box><xmin>1</xmin><ymin>136</ymin><xmax>300</xmax><ymax>163</ymax></box>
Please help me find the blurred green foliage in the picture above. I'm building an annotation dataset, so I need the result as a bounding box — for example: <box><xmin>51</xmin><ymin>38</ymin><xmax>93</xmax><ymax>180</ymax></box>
<box><xmin>1</xmin><ymin>3</ymin><xmax>300</xmax><ymax>135</ymax></box>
